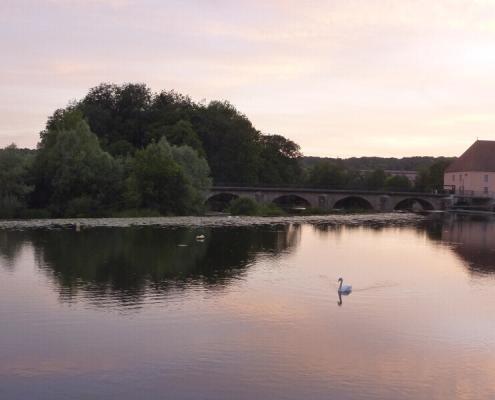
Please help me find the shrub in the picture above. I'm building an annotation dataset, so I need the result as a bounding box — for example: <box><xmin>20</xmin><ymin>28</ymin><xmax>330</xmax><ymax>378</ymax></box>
<box><xmin>228</xmin><ymin>197</ymin><xmax>260</xmax><ymax>215</ymax></box>
<box><xmin>258</xmin><ymin>203</ymin><xmax>285</xmax><ymax>216</ymax></box>
<box><xmin>111</xmin><ymin>208</ymin><xmax>162</xmax><ymax>218</ymax></box>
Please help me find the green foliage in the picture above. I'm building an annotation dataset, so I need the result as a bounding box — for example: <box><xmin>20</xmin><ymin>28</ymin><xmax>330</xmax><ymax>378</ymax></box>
<box><xmin>307</xmin><ymin>160</ymin><xmax>348</xmax><ymax>187</ymax></box>
<box><xmin>259</xmin><ymin>134</ymin><xmax>302</xmax><ymax>184</ymax></box>
<box><xmin>171</xmin><ymin>143</ymin><xmax>212</xmax><ymax>213</ymax></box>
<box><xmin>80</xmin><ymin>83</ymin><xmax>153</xmax><ymax>150</ymax></box>
<box><xmin>303</xmin><ymin>155</ymin><xmax>455</xmax><ymax>172</ymax></box>
<box><xmin>194</xmin><ymin>101</ymin><xmax>262</xmax><ymax>184</ymax></box>
<box><xmin>384</xmin><ymin>175</ymin><xmax>412</xmax><ymax>191</ymax></box>
<box><xmin>123</xmin><ymin>137</ymin><xmax>209</xmax><ymax>215</ymax></box>
<box><xmin>228</xmin><ymin>197</ymin><xmax>285</xmax><ymax>216</ymax></box>
<box><xmin>415</xmin><ymin>159</ymin><xmax>451</xmax><ymax>192</ymax></box>
<box><xmin>33</xmin><ymin>113</ymin><xmax>123</xmax><ymax>216</ymax></box>
<box><xmin>258</xmin><ymin>203</ymin><xmax>286</xmax><ymax>216</ymax></box>
<box><xmin>171</xmin><ymin>144</ymin><xmax>211</xmax><ymax>191</ymax></box>
<box><xmin>150</xmin><ymin>120</ymin><xmax>205</xmax><ymax>157</ymax></box>
<box><xmin>363</xmin><ymin>169</ymin><xmax>387</xmax><ymax>190</ymax></box>
<box><xmin>111</xmin><ymin>208</ymin><xmax>162</xmax><ymax>218</ymax></box>
<box><xmin>126</xmin><ymin>138</ymin><xmax>188</xmax><ymax>215</ymax></box>
<box><xmin>43</xmin><ymin>83</ymin><xmax>298</xmax><ymax>186</ymax></box>
<box><xmin>0</xmin><ymin>144</ymin><xmax>34</xmax><ymax>218</ymax></box>
<box><xmin>228</xmin><ymin>197</ymin><xmax>260</xmax><ymax>215</ymax></box>
<box><xmin>300</xmin><ymin>207</ymin><xmax>332</xmax><ymax>215</ymax></box>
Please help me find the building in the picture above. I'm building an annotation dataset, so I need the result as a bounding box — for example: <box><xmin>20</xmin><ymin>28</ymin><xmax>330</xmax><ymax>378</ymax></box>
<box><xmin>444</xmin><ymin>140</ymin><xmax>495</xmax><ymax>198</ymax></box>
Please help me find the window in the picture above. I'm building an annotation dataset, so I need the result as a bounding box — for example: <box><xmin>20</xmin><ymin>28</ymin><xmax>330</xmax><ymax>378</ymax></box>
<box><xmin>484</xmin><ymin>187</ymin><xmax>489</xmax><ymax>194</ymax></box>
<box><xmin>485</xmin><ymin>174</ymin><xmax>489</xmax><ymax>182</ymax></box>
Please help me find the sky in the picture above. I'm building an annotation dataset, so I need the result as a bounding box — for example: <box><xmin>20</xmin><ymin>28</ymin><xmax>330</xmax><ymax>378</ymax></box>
<box><xmin>2</xmin><ymin>0</ymin><xmax>495</xmax><ymax>157</ymax></box>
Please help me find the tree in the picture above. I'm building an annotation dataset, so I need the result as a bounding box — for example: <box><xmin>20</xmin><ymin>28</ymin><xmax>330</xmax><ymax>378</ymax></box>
<box><xmin>149</xmin><ymin>120</ymin><xmax>205</xmax><ymax>157</ymax></box>
<box><xmin>126</xmin><ymin>138</ymin><xmax>189</xmax><ymax>214</ymax></box>
<box><xmin>229</xmin><ymin>197</ymin><xmax>260</xmax><ymax>215</ymax></box>
<box><xmin>415</xmin><ymin>159</ymin><xmax>451</xmax><ymax>192</ymax></box>
<box><xmin>364</xmin><ymin>169</ymin><xmax>386</xmax><ymax>190</ymax></box>
<box><xmin>79</xmin><ymin>83</ymin><xmax>153</xmax><ymax>152</ymax></box>
<box><xmin>41</xmin><ymin>83</ymin><xmax>309</xmax><ymax>186</ymax></box>
<box><xmin>32</xmin><ymin>112</ymin><xmax>123</xmax><ymax>216</ymax></box>
<box><xmin>428</xmin><ymin>160</ymin><xmax>451</xmax><ymax>191</ymax></box>
<box><xmin>0</xmin><ymin>145</ymin><xmax>34</xmax><ymax>218</ymax></box>
<box><xmin>171</xmin><ymin>144</ymin><xmax>212</xmax><ymax>212</ymax></box>
<box><xmin>384</xmin><ymin>175</ymin><xmax>412</xmax><ymax>191</ymax></box>
<box><xmin>307</xmin><ymin>160</ymin><xmax>348</xmax><ymax>188</ymax></box>
<box><xmin>193</xmin><ymin>101</ymin><xmax>261</xmax><ymax>184</ymax></box>
<box><xmin>259</xmin><ymin>134</ymin><xmax>302</xmax><ymax>185</ymax></box>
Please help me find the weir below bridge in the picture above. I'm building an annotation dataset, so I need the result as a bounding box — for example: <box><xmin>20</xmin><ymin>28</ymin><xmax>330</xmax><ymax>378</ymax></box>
<box><xmin>206</xmin><ymin>187</ymin><xmax>452</xmax><ymax>212</ymax></box>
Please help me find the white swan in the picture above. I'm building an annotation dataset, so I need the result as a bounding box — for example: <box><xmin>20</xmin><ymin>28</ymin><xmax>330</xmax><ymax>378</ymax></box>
<box><xmin>338</xmin><ymin>278</ymin><xmax>352</xmax><ymax>294</ymax></box>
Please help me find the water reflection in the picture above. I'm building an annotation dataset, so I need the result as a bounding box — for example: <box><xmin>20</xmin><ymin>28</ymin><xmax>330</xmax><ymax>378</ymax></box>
<box><xmin>0</xmin><ymin>230</ymin><xmax>26</xmax><ymax>271</ymax></box>
<box><xmin>2</xmin><ymin>216</ymin><xmax>495</xmax><ymax>400</ymax></box>
<box><xmin>0</xmin><ymin>225</ymin><xmax>300</xmax><ymax>305</ymax></box>
<box><xmin>441</xmin><ymin>215</ymin><xmax>495</xmax><ymax>274</ymax></box>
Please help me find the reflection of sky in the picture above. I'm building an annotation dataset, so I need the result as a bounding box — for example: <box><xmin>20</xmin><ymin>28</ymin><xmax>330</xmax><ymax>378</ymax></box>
<box><xmin>3</xmin><ymin>1</ymin><xmax>495</xmax><ymax>156</ymax></box>
<box><xmin>1</xmin><ymin>222</ymin><xmax>495</xmax><ymax>399</ymax></box>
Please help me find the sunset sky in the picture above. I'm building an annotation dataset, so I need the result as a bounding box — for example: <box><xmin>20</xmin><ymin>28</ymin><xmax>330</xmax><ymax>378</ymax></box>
<box><xmin>2</xmin><ymin>0</ymin><xmax>495</xmax><ymax>157</ymax></box>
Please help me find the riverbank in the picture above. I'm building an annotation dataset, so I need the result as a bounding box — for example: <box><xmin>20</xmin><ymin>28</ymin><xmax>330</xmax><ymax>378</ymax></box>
<box><xmin>0</xmin><ymin>212</ymin><xmax>426</xmax><ymax>230</ymax></box>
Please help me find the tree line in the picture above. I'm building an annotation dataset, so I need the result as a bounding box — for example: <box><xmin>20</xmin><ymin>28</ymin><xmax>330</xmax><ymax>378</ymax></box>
<box><xmin>0</xmin><ymin>83</ymin><xmax>453</xmax><ymax>218</ymax></box>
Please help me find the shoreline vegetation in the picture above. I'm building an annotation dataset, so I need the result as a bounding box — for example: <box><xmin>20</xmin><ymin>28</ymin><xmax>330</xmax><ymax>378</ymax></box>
<box><xmin>1</xmin><ymin>83</ymin><xmax>453</xmax><ymax>220</ymax></box>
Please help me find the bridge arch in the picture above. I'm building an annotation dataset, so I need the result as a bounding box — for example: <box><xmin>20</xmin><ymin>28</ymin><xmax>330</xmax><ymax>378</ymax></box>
<box><xmin>272</xmin><ymin>194</ymin><xmax>312</xmax><ymax>210</ymax></box>
<box><xmin>206</xmin><ymin>192</ymin><xmax>239</xmax><ymax>211</ymax></box>
<box><xmin>333</xmin><ymin>196</ymin><xmax>374</xmax><ymax>211</ymax></box>
<box><xmin>393</xmin><ymin>198</ymin><xmax>435</xmax><ymax>211</ymax></box>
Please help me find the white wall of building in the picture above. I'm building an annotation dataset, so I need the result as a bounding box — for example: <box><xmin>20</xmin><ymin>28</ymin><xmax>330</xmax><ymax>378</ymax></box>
<box><xmin>444</xmin><ymin>171</ymin><xmax>495</xmax><ymax>197</ymax></box>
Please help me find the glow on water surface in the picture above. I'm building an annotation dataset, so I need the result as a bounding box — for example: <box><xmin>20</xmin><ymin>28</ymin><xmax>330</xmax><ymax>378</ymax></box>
<box><xmin>1</xmin><ymin>215</ymin><xmax>495</xmax><ymax>399</ymax></box>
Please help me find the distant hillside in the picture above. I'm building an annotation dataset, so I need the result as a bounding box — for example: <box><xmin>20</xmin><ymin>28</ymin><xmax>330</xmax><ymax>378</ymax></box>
<box><xmin>302</xmin><ymin>156</ymin><xmax>456</xmax><ymax>171</ymax></box>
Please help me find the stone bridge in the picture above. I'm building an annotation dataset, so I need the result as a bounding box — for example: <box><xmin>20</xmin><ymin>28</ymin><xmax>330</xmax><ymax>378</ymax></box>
<box><xmin>206</xmin><ymin>186</ymin><xmax>452</xmax><ymax>211</ymax></box>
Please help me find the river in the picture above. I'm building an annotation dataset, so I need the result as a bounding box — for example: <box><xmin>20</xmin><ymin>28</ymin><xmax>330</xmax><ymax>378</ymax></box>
<box><xmin>1</xmin><ymin>214</ymin><xmax>494</xmax><ymax>399</ymax></box>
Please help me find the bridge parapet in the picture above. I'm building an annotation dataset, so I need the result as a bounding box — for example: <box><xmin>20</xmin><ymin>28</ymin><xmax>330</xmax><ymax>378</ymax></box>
<box><xmin>207</xmin><ymin>187</ymin><xmax>449</xmax><ymax>211</ymax></box>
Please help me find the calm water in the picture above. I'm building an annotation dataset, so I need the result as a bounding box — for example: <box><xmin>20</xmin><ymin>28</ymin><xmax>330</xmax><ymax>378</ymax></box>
<box><xmin>1</xmin><ymin>214</ymin><xmax>495</xmax><ymax>399</ymax></box>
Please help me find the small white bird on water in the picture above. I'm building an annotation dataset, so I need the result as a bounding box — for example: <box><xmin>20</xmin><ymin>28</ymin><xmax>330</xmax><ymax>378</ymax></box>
<box><xmin>337</xmin><ymin>278</ymin><xmax>352</xmax><ymax>295</ymax></box>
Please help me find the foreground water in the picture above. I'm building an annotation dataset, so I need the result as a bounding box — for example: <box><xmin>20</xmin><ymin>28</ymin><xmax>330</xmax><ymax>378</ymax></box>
<box><xmin>1</xmin><ymin>214</ymin><xmax>495</xmax><ymax>399</ymax></box>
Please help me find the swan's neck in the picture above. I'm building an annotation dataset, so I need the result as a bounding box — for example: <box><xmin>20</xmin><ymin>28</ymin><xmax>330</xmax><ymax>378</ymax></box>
<box><xmin>338</xmin><ymin>280</ymin><xmax>343</xmax><ymax>290</ymax></box>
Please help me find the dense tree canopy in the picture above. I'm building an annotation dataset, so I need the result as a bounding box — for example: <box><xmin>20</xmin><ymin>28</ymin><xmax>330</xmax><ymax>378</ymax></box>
<box><xmin>415</xmin><ymin>159</ymin><xmax>452</xmax><ymax>192</ymax></box>
<box><xmin>0</xmin><ymin>145</ymin><xmax>34</xmax><ymax>218</ymax></box>
<box><xmin>384</xmin><ymin>175</ymin><xmax>412</xmax><ymax>191</ymax></box>
<box><xmin>43</xmin><ymin>83</ymin><xmax>302</xmax><ymax>187</ymax></box>
<box><xmin>126</xmin><ymin>138</ymin><xmax>188</xmax><ymax>215</ymax></box>
<box><xmin>193</xmin><ymin>100</ymin><xmax>262</xmax><ymax>184</ymax></box>
<box><xmin>34</xmin><ymin>112</ymin><xmax>123</xmax><ymax>216</ymax></box>
<box><xmin>259</xmin><ymin>135</ymin><xmax>302</xmax><ymax>185</ymax></box>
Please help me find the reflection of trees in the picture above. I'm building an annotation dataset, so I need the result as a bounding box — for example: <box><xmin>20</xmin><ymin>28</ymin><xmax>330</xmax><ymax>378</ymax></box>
<box><xmin>0</xmin><ymin>225</ymin><xmax>300</xmax><ymax>304</ymax></box>
<box><xmin>441</xmin><ymin>216</ymin><xmax>495</xmax><ymax>274</ymax></box>
<box><xmin>419</xmin><ymin>219</ymin><xmax>444</xmax><ymax>241</ymax></box>
<box><xmin>313</xmin><ymin>224</ymin><xmax>344</xmax><ymax>236</ymax></box>
<box><xmin>0</xmin><ymin>230</ymin><xmax>26</xmax><ymax>271</ymax></box>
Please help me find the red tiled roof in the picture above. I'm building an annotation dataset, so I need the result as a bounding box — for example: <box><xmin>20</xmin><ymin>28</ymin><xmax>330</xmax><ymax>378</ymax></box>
<box><xmin>446</xmin><ymin>140</ymin><xmax>495</xmax><ymax>172</ymax></box>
